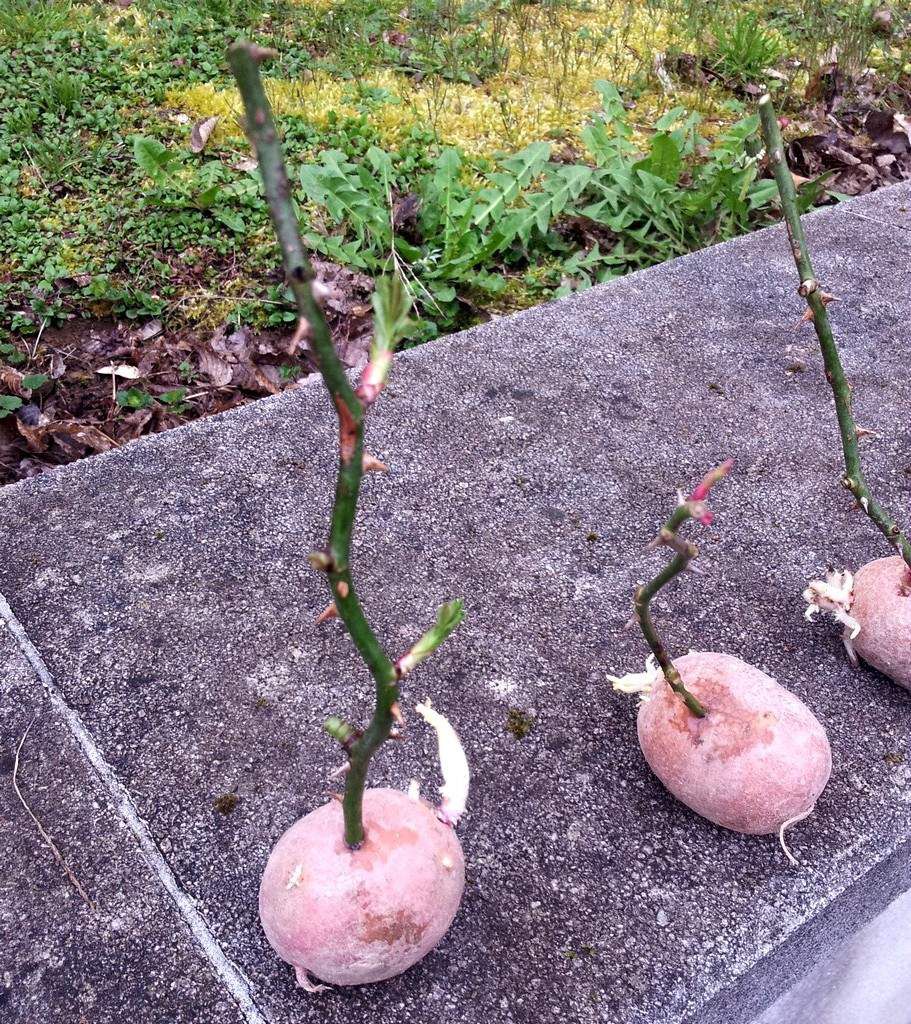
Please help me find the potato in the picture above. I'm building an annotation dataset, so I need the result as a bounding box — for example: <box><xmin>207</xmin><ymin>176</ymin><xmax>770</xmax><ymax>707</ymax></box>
<box><xmin>637</xmin><ymin>652</ymin><xmax>831</xmax><ymax>835</ymax></box>
<box><xmin>850</xmin><ymin>556</ymin><xmax>911</xmax><ymax>691</ymax></box>
<box><xmin>259</xmin><ymin>787</ymin><xmax>464</xmax><ymax>987</ymax></box>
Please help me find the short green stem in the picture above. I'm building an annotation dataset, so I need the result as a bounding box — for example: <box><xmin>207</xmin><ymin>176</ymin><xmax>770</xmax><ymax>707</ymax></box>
<box><xmin>634</xmin><ymin>462</ymin><xmax>734</xmax><ymax>718</ymax></box>
<box><xmin>758</xmin><ymin>95</ymin><xmax>911</xmax><ymax>569</ymax></box>
<box><xmin>635</xmin><ymin>524</ymin><xmax>707</xmax><ymax>718</ymax></box>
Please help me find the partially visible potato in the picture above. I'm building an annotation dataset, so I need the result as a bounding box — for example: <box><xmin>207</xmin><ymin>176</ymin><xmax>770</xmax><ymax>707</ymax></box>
<box><xmin>637</xmin><ymin>652</ymin><xmax>831</xmax><ymax>835</ymax></box>
<box><xmin>850</xmin><ymin>556</ymin><xmax>911</xmax><ymax>691</ymax></box>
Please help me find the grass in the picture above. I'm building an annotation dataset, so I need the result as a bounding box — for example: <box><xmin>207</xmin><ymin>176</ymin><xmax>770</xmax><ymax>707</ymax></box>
<box><xmin>1</xmin><ymin>0</ymin><xmax>909</xmax><ymax>348</ymax></box>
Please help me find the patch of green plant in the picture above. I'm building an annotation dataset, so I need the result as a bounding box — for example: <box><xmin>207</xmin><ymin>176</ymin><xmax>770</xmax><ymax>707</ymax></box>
<box><xmin>710</xmin><ymin>12</ymin><xmax>784</xmax><ymax>84</ymax></box>
<box><xmin>131</xmin><ymin>136</ymin><xmax>248</xmax><ymax>232</ymax></box>
<box><xmin>405</xmin><ymin>0</ymin><xmax>509</xmax><ymax>83</ymax></box>
<box><xmin>159</xmin><ymin>386</ymin><xmax>191</xmax><ymax>413</ymax></box>
<box><xmin>0</xmin><ymin>343</ymin><xmax>26</xmax><ymax>367</ymax></box>
<box><xmin>292</xmin><ymin>83</ymin><xmax>803</xmax><ymax>333</ymax></box>
<box><xmin>0</xmin><ymin>0</ymin><xmax>72</xmax><ymax>43</ymax></box>
<box><xmin>116</xmin><ymin>387</ymin><xmax>156</xmax><ymax>410</ymax></box>
<box><xmin>0</xmin><ymin>396</ymin><xmax>23</xmax><ymax>419</ymax></box>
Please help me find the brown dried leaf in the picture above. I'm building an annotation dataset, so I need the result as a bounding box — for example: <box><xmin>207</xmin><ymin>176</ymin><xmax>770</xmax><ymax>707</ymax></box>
<box><xmin>115</xmin><ymin>408</ymin><xmax>154</xmax><ymax>441</ymax></box>
<box><xmin>49</xmin><ymin>352</ymin><xmax>66</xmax><ymax>379</ymax></box>
<box><xmin>197</xmin><ymin>349</ymin><xmax>233</xmax><ymax>388</ymax></box>
<box><xmin>0</xmin><ymin>364</ymin><xmax>26</xmax><ymax>396</ymax></box>
<box><xmin>15</xmin><ymin>419</ymin><xmax>117</xmax><ymax>455</ymax></box>
<box><xmin>189</xmin><ymin>116</ymin><xmax>219</xmax><ymax>154</ymax></box>
<box><xmin>137</xmin><ymin>319</ymin><xmax>163</xmax><ymax>342</ymax></box>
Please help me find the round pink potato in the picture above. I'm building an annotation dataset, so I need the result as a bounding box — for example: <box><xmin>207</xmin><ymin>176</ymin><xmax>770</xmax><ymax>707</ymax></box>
<box><xmin>259</xmin><ymin>787</ymin><xmax>464</xmax><ymax>987</ymax></box>
<box><xmin>637</xmin><ymin>652</ymin><xmax>831</xmax><ymax>834</ymax></box>
<box><xmin>851</xmin><ymin>556</ymin><xmax>911</xmax><ymax>691</ymax></box>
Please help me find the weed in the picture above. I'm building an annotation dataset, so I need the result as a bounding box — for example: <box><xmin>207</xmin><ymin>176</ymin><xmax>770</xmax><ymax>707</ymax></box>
<box><xmin>711</xmin><ymin>12</ymin><xmax>784</xmax><ymax>85</ymax></box>
<box><xmin>116</xmin><ymin>388</ymin><xmax>156</xmax><ymax>410</ymax></box>
<box><xmin>0</xmin><ymin>396</ymin><xmax>23</xmax><ymax>419</ymax></box>
<box><xmin>0</xmin><ymin>0</ymin><xmax>72</xmax><ymax>43</ymax></box>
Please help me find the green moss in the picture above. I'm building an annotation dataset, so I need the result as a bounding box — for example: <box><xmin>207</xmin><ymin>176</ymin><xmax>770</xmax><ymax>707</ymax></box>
<box><xmin>506</xmin><ymin>708</ymin><xmax>536</xmax><ymax>739</ymax></box>
<box><xmin>213</xmin><ymin>792</ymin><xmax>240</xmax><ymax>814</ymax></box>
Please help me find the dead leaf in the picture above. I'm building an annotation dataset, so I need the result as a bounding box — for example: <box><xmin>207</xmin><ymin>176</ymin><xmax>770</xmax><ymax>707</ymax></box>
<box><xmin>894</xmin><ymin>113</ymin><xmax>911</xmax><ymax>146</ymax></box>
<box><xmin>197</xmin><ymin>350</ymin><xmax>233</xmax><ymax>388</ymax></box>
<box><xmin>137</xmin><ymin>319</ymin><xmax>163</xmax><ymax>342</ymax></box>
<box><xmin>96</xmin><ymin>364</ymin><xmax>141</xmax><ymax>380</ymax></box>
<box><xmin>0</xmin><ymin>365</ymin><xmax>26</xmax><ymax>396</ymax></box>
<box><xmin>116</xmin><ymin>408</ymin><xmax>154</xmax><ymax>441</ymax></box>
<box><xmin>189</xmin><ymin>116</ymin><xmax>219</xmax><ymax>154</ymax></box>
<box><xmin>15</xmin><ymin>419</ymin><xmax>117</xmax><ymax>455</ymax></box>
<box><xmin>49</xmin><ymin>353</ymin><xmax>66</xmax><ymax>380</ymax></box>
<box><xmin>233</xmin><ymin>157</ymin><xmax>258</xmax><ymax>173</ymax></box>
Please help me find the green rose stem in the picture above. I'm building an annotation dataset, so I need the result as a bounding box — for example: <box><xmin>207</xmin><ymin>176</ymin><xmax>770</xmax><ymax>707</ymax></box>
<box><xmin>633</xmin><ymin>461</ymin><xmax>734</xmax><ymax>718</ymax></box>
<box><xmin>228</xmin><ymin>42</ymin><xmax>464</xmax><ymax>849</ymax></box>
<box><xmin>758</xmin><ymin>95</ymin><xmax>911</xmax><ymax>569</ymax></box>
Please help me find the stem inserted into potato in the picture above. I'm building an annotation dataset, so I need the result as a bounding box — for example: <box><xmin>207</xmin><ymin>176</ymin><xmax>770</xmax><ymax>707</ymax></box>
<box><xmin>633</xmin><ymin>461</ymin><xmax>733</xmax><ymax>718</ymax></box>
<box><xmin>758</xmin><ymin>95</ymin><xmax>911</xmax><ymax>569</ymax></box>
<box><xmin>229</xmin><ymin>42</ymin><xmax>463</xmax><ymax>849</ymax></box>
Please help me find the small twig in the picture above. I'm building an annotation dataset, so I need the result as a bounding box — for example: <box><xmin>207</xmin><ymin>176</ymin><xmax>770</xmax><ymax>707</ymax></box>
<box><xmin>28</xmin><ymin>318</ymin><xmax>47</xmax><ymax>363</ymax></box>
<box><xmin>759</xmin><ymin>95</ymin><xmax>911</xmax><ymax>569</ymax></box>
<box><xmin>12</xmin><ymin>719</ymin><xmax>96</xmax><ymax>911</ymax></box>
<box><xmin>633</xmin><ymin>461</ymin><xmax>734</xmax><ymax>718</ymax></box>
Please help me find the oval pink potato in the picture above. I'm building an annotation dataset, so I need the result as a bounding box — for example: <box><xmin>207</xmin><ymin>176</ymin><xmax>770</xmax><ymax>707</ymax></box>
<box><xmin>259</xmin><ymin>787</ymin><xmax>465</xmax><ymax>986</ymax></box>
<box><xmin>637</xmin><ymin>652</ymin><xmax>831</xmax><ymax>834</ymax></box>
<box><xmin>851</xmin><ymin>556</ymin><xmax>911</xmax><ymax>691</ymax></box>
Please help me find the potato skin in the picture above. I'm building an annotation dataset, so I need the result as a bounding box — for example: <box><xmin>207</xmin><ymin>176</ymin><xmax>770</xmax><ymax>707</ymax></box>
<box><xmin>259</xmin><ymin>788</ymin><xmax>464</xmax><ymax>986</ymax></box>
<box><xmin>637</xmin><ymin>652</ymin><xmax>831</xmax><ymax>835</ymax></box>
<box><xmin>851</xmin><ymin>556</ymin><xmax>911</xmax><ymax>691</ymax></box>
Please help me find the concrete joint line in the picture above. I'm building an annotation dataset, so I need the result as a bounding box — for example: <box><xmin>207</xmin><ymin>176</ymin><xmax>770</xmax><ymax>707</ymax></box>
<box><xmin>846</xmin><ymin>210</ymin><xmax>911</xmax><ymax>236</ymax></box>
<box><xmin>0</xmin><ymin>592</ymin><xmax>272</xmax><ymax>1024</ymax></box>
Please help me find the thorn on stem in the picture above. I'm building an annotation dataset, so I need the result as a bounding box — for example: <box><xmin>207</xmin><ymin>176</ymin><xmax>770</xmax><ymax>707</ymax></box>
<box><xmin>362</xmin><ymin>453</ymin><xmax>388</xmax><ymax>473</ymax></box>
<box><xmin>336</xmin><ymin>580</ymin><xmax>350</xmax><ymax>599</ymax></box>
<box><xmin>315</xmin><ymin>602</ymin><xmax>339</xmax><ymax>625</ymax></box>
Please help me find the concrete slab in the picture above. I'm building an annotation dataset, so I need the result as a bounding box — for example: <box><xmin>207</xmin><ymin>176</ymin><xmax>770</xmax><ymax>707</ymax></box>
<box><xmin>0</xmin><ymin>623</ymin><xmax>250</xmax><ymax>1023</ymax></box>
<box><xmin>1</xmin><ymin>182</ymin><xmax>910</xmax><ymax>1024</ymax></box>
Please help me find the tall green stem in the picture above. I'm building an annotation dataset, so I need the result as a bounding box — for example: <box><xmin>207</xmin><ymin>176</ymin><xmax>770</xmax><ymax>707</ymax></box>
<box><xmin>634</xmin><ymin>461</ymin><xmax>733</xmax><ymax>718</ymax></box>
<box><xmin>229</xmin><ymin>42</ymin><xmax>398</xmax><ymax>848</ymax></box>
<box><xmin>758</xmin><ymin>95</ymin><xmax>911</xmax><ymax>569</ymax></box>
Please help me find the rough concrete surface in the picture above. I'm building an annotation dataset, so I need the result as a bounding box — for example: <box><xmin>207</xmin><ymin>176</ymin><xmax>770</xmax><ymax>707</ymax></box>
<box><xmin>0</xmin><ymin>624</ymin><xmax>247</xmax><ymax>1023</ymax></box>
<box><xmin>1</xmin><ymin>182</ymin><xmax>910</xmax><ymax>1024</ymax></box>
